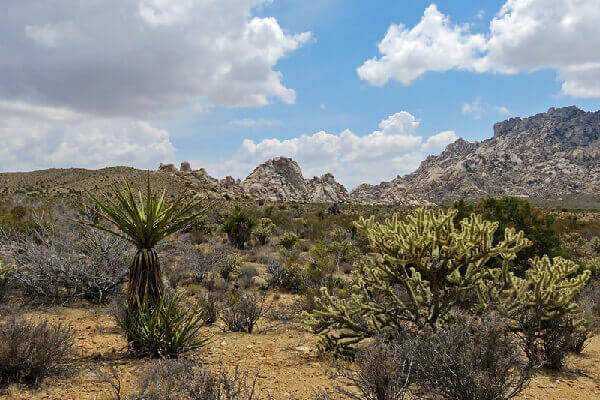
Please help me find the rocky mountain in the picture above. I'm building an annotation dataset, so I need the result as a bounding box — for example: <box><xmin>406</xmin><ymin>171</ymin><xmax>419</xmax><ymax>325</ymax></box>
<box><xmin>242</xmin><ymin>157</ymin><xmax>348</xmax><ymax>203</ymax></box>
<box><xmin>352</xmin><ymin>106</ymin><xmax>600</xmax><ymax>203</ymax></box>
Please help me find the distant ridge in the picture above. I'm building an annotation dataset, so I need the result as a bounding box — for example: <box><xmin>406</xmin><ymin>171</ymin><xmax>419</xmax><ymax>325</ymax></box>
<box><xmin>3</xmin><ymin>106</ymin><xmax>600</xmax><ymax>206</ymax></box>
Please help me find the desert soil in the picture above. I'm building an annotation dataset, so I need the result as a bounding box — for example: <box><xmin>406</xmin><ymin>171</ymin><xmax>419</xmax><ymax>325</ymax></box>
<box><xmin>4</xmin><ymin>296</ymin><xmax>600</xmax><ymax>400</ymax></box>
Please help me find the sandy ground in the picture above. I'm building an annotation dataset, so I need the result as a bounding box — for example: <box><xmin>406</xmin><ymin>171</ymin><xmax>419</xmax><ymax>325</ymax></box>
<box><xmin>4</xmin><ymin>297</ymin><xmax>600</xmax><ymax>400</ymax></box>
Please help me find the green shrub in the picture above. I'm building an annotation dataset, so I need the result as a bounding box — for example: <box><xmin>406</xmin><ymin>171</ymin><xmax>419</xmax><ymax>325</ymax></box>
<box><xmin>117</xmin><ymin>293</ymin><xmax>210</xmax><ymax>357</ymax></box>
<box><xmin>220</xmin><ymin>254</ymin><xmax>243</xmax><ymax>281</ymax></box>
<box><xmin>251</xmin><ymin>218</ymin><xmax>274</xmax><ymax>246</ymax></box>
<box><xmin>278</xmin><ymin>231</ymin><xmax>299</xmax><ymax>250</ymax></box>
<box><xmin>454</xmin><ymin>197</ymin><xmax>562</xmax><ymax>268</ymax></box>
<box><xmin>267</xmin><ymin>250</ymin><xmax>307</xmax><ymax>292</ymax></box>
<box><xmin>221</xmin><ymin>207</ymin><xmax>257</xmax><ymax>249</ymax></box>
<box><xmin>591</xmin><ymin>236</ymin><xmax>600</xmax><ymax>254</ymax></box>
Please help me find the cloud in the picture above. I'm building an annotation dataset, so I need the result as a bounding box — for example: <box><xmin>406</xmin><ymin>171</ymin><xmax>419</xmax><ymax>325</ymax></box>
<box><xmin>421</xmin><ymin>130</ymin><xmax>458</xmax><ymax>151</ymax></box>
<box><xmin>493</xmin><ymin>105</ymin><xmax>511</xmax><ymax>115</ymax></box>
<box><xmin>24</xmin><ymin>22</ymin><xmax>81</xmax><ymax>48</ymax></box>
<box><xmin>229</xmin><ymin>118</ymin><xmax>282</xmax><ymax>128</ymax></box>
<box><xmin>1</xmin><ymin>0</ymin><xmax>311</xmax><ymax>117</ymax></box>
<box><xmin>0</xmin><ymin>101</ymin><xmax>175</xmax><ymax>172</ymax></box>
<box><xmin>462</xmin><ymin>97</ymin><xmax>483</xmax><ymax>118</ymax></box>
<box><xmin>357</xmin><ymin>5</ymin><xmax>486</xmax><ymax>86</ymax></box>
<box><xmin>204</xmin><ymin>111</ymin><xmax>458</xmax><ymax>188</ymax></box>
<box><xmin>358</xmin><ymin>0</ymin><xmax>600</xmax><ymax>98</ymax></box>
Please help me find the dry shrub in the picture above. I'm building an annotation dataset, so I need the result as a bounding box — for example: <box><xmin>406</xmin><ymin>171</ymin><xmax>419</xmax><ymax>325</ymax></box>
<box><xmin>131</xmin><ymin>359</ymin><xmax>267</xmax><ymax>400</ymax></box>
<box><xmin>0</xmin><ymin>317</ymin><xmax>74</xmax><ymax>385</ymax></box>
<box><xmin>413</xmin><ymin>315</ymin><xmax>531</xmax><ymax>400</ymax></box>
<box><xmin>222</xmin><ymin>291</ymin><xmax>264</xmax><ymax>333</ymax></box>
<box><xmin>9</xmin><ymin>228</ymin><xmax>128</xmax><ymax>303</ymax></box>
<box><xmin>335</xmin><ymin>336</ymin><xmax>415</xmax><ymax>400</ymax></box>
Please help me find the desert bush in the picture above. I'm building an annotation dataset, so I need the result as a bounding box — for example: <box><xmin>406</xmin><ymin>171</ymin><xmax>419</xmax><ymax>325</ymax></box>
<box><xmin>117</xmin><ymin>293</ymin><xmax>210</xmax><ymax>357</ymax></box>
<box><xmin>237</xmin><ymin>264</ymin><xmax>259</xmax><ymax>289</ymax></box>
<box><xmin>197</xmin><ymin>293</ymin><xmax>221</xmax><ymax>325</ymax></box>
<box><xmin>10</xmin><ymin>228</ymin><xmax>129</xmax><ymax>303</ymax></box>
<box><xmin>221</xmin><ymin>207</ymin><xmax>257</xmax><ymax>249</ymax></box>
<box><xmin>412</xmin><ymin>315</ymin><xmax>531</xmax><ymax>400</ymax></box>
<box><xmin>518</xmin><ymin>312</ymin><xmax>576</xmax><ymax>370</ymax></box>
<box><xmin>278</xmin><ymin>231</ymin><xmax>299</xmax><ymax>250</ymax></box>
<box><xmin>0</xmin><ymin>317</ymin><xmax>74</xmax><ymax>385</ymax></box>
<box><xmin>267</xmin><ymin>250</ymin><xmax>306</xmax><ymax>293</ymax></box>
<box><xmin>177</xmin><ymin>240</ymin><xmax>238</xmax><ymax>285</ymax></box>
<box><xmin>222</xmin><ymin>291</ymin><xmax>264</xmax><ymax>333</ymax></box>
<box><xmin>220</xmin><ymin>254</ymin><xmax>243</xmax><ymax>281</ymax></box>
<box><xmin>454</xmin><ymin>197</ymin><xmax>562</xmax><ymax>268</ymax></box>
<box><xmin>572</xmin><ymin>280</ymin><xmax>600</xmax><ymax>352</ymax></box>
<box><xmin>131</xmin><ymin>359</ymin><xmax>265</xmax><ymax>400</ymax></box>
<box><xmin>328</xmin><ymin>203</ymin><xmax>341</xmax><ymax>215</ymax></box>
<box><xmin>251</xmin><ymin>218</ymin><xmax>275</xmax><ymax>246</ymax></box>
<box><xmin>304</xmin><ymin>208</ymin><xmax>530</xmax><ymax>352</ymax></box>
<box><xmin>591</xmin><ymin>236</ymin><xmax>600</xmax><ymax>254</ymax></box>
<box><xmin>334</xmin><ymin>336</ymin><xmax>415</xmax><ymax>400</ymax></box>
<box><xmin>0</xmin><ymin>262</ymin><xmax>18</xmax><ymax>301</ymax></box>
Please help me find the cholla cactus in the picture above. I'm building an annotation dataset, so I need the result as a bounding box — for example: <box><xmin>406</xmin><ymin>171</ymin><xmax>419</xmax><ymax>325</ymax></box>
<box><xmin>251</xmin><ymin>218</ymin><xmax>275</xmax><ymax>245</ymax></box>
<box><xmin>508</xmin><ymin>255</ymin><xmax>590</xmax><ymax>321</ymax></box>
<box><xmin>304</xmin><ymin>208</ymin><xmax>531</xmax><ymax>352</ymax></box>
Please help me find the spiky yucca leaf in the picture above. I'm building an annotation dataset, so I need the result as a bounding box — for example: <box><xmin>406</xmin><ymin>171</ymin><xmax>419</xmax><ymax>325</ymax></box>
<box><xmin>86</xmin><ymin>175</ymin><xmax>204</xmax><ymax>250</ymax></box>
<box><xmin>118</xmin><ymin>293</ymin><xmax>211</xmax><ymax>357</ymax></box>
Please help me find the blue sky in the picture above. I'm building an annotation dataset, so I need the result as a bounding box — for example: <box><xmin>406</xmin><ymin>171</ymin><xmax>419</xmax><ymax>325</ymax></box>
<box><xmin>1</xmin><ymin>0</ymin><xmax>599</xmax><ymax>188</ymax></box>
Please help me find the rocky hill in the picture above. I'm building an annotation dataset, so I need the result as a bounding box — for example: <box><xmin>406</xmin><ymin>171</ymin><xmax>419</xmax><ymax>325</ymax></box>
<box><xmin>155</xmin><ymin>157</ymin><xmax>349</xmax><ymax>203</ymax></box>
<box><xmin>352</xmin><ymin>106</ymin><xmax>600</xmax><ymax>204</ymax></box>
<box><xmin>242</xmin><ymin>157</ymin><xmax>348</xmax><ymax>203</ymax></box>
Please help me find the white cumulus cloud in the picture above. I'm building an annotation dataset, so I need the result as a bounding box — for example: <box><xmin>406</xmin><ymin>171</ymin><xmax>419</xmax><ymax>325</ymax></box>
<box><xmin>358</xmin><ymin>0</ymin><xmax>600</xmax><ymax>98</ymax></box>
<box><xmin>0</xmin><ymin>101</ymin><xmax>175</xmax><ymax>172</ymax></box>
<box><xmin>3</xmin><ymin>0</ymin><xmax>311</xmax><ymax>117</ymax></box>
<box><xmin>204</xmin><ymin>111</ymin><xmax>458</xmax><ymax>188</ymax></box>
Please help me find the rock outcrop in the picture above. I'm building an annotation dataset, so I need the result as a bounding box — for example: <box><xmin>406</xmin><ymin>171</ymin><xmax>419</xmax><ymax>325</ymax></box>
<box><xmin>242</xmin><ymin>157</ymin><xmax>348</xmax><ymax>203</ymax></box>
<box><xmin>352</xmin><ymin>106</ymin><xmax>600</xmax><ymax>203</ymax></box>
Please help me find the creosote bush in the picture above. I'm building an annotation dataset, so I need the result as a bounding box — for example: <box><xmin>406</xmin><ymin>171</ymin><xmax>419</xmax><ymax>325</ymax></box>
<box><xmin>0</xmin><ymin>317</ymin><xmax>74</xmax><ymax>385</ymax></box>
<box><xmin>334</xmin><ymin>336</ymin><xmax>415</xmax><ymax>400</ymax></box>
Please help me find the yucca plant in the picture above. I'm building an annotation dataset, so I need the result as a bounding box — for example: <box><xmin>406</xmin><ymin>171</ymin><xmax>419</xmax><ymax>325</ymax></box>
<box><xmin>86</xmin><ymin>177</ymin><xmax>204</xmax><ymax>310</ymax></box>
<box><xmin>117</xmin><ymin>292</ymin><xmax>211</xmax><ymax>357</ymax></box>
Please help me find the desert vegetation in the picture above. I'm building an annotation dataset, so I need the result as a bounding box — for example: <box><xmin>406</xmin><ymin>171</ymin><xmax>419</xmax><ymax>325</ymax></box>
<box><xmin>0</xmin><ymin>187</ymin><xmax>599</xmax><ymax>399</ymax></box>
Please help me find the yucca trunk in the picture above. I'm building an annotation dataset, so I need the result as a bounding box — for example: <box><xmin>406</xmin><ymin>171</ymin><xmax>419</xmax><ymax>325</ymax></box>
<box><xmin>126</xmin><ymin>248</ymin><xmax>164</xmax><ymax>310</ymax></box>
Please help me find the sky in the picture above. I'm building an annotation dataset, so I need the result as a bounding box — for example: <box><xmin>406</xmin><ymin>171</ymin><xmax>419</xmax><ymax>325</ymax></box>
<box><xmin>1</xmin><ymin>0</ymin><xmax>600</xmax><ymax>188</ymax></box>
